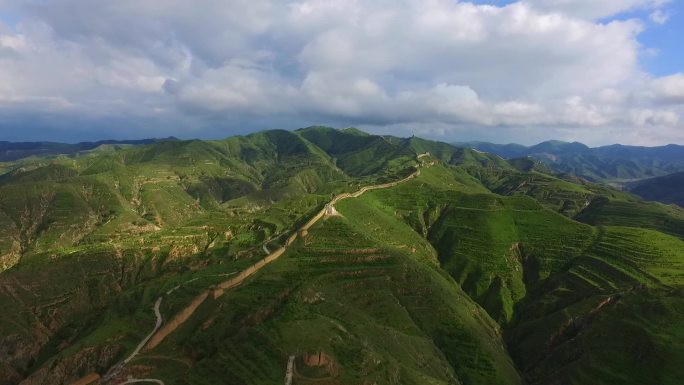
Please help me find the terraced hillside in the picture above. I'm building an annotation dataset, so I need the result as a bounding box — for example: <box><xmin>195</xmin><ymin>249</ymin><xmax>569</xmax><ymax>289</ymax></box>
<box><xmin>0</xmin><ymin>128</ymin><xmax>423</xmax><ymax>383</ymax></box>
<box><xmin>317</xmin><ymin>160</ymin><xmax>684</xmax><ymax>385</ymax></box>
<box><xmin>0</xmin><ymin>128</ymin><xmax>409</xmax><ymax>272</ymax></box>
<box><xmin>0</xmin><ymin>128</ymin><xmax>682</xmax><ymax>385</ymax></box>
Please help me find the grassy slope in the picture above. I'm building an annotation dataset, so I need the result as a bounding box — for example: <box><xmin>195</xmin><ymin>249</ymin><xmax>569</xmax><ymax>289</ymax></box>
<box><xmin>0</xmin><ymin>127</ymin><xmax>426</xmax><ymax>383</ymax></box>
<box><xmin>509</xmin><ymin>226</ymin><xmax>684</xmax><ymax>384</ymax></box>
<box><xmin>297</xmin><ymin>126</ymin><xmax>416</xmax><ymax>177</ymax></box>
<box><xmin>574</xmin><ymin>197</ymin><xmax>684</xmax><ymax>238</ymax></box>
<box><xmin>0</xmin><ymin>130</ymin><xmax>352</xmax><ymax>270</ymax></box>
<box><xmin>333</xmin><ymin>161</ymin><xmax>684</xmax><ymax>385</ymax></box>
<box><xmin>347</xmin><ymin>165</ymin><xmax>596</xmax><ymax>323</ymax></box>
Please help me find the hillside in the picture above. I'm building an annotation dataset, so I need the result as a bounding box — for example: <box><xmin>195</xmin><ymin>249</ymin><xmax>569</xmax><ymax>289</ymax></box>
<box><xmin>628</xmin><ymin>171</ymin><xmax>684</xmax><ymax>208</ymax></box>
<box><xmin>0</xmin><ymin>128</ymin><xmax>682</xmax><ymax>385</ymax></box>
<box><xmin>0</xmin><ymin>138</ymin><xmax>178</xmax><ymax>162</ymax></box>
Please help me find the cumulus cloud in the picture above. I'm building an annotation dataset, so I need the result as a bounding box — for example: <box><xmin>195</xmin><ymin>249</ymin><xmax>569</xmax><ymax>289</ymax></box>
<box><xmin>649</xmin><ymin>74</ymin><xmax>684</xmax><ymax>104</ymax></box>
<box><xmin>649</xmin><ymin>9</ymin><xmax>672</xmax><ymax>24</ymax></box>
<box><xmin>0</xmin><ymin>0</ymin><xmax>681</xmax><ymax>144</ymax></box>
<box><xmin>629</xmin><ymin>108</ymin><xmax>679</xmax><ymax>126</ymax></box>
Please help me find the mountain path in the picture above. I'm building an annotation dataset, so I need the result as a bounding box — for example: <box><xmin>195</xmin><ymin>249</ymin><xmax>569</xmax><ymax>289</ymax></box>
<box><xmin>97</xmin><ymin>298</ymin><xmax>165</xmax><ymax>384</ymax></box>
<box><xmin>120</xmin><ymin>379</ymin><xmax>165</xmax><ymax>385</ymax></box>
<box><xmin>285</xmin><ymin>355</ymin><xmax>295</xmax><ymax>385</ymax></box>
<box><xmin>124</xmin><ymin>297</ymin><xmax>163</xmax><ymax>364</ymax></box>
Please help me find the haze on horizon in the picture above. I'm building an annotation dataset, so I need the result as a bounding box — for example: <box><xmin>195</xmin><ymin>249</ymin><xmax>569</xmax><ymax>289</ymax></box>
<box><xmin>0</xmin><ymin>0</ymin><xmax>683</xmax><ymax>146</ymax></box>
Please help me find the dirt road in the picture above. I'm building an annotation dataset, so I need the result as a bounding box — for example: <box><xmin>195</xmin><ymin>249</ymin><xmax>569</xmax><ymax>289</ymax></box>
<box><xmin>285</xmin><ymin>355</ymin><xmax>295</xmax><ymax>385</ymax></box>
<box><xmin>120</xmin><ymin>379</ymin><xmax>165</xmax><ymax>385</ymax></box>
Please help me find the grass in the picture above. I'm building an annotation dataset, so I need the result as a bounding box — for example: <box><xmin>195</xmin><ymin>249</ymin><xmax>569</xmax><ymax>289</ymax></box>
<box><xmin>575</xmin><ymin>197</ymin><xmax>684</xmax><ymax>238</ymax></box>
<box><xmin>341</xmin><ymin>165</ymin><xmax>596</xmax><ymax>323</ymax></box>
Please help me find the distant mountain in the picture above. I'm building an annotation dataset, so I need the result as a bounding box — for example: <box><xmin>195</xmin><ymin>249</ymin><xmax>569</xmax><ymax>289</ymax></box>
<box><xmin>628</xmin><ymin>171</ymin><xmax>684</xmax><ymax>208</ymax></box>
<box><xmin>453</xmin><ymin>141</ymin><xmax>529</xmax><ymax>158</ymax></box>
<box><xmin>454</xmin><ymin>140</ymin><xmax>684</xmax><ymax>183</ymax></box>
<box><xmin>0</xmin><ymin>137</ymin><xmax>178</xmax><ymax>162</ymax></box>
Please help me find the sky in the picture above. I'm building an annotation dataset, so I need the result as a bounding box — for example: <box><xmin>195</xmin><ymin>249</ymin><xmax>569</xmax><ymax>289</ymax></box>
<box><xmin>0</xmin><ymin>0</ymin><xmax>683</xmax><ymax>145</ymax></box>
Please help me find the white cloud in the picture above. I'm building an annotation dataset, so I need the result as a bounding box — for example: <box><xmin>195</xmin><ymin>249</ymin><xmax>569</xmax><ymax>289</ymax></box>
<box><xmin>649</xmin><ymin>9</ymin><xmax>672</xmax><ymax>24</ymax></box>
<box><xmin>0</xmin><ymin>0</ymin><xmax>681</xmax><ymax>145</ymax></box>
<box><xmin>649</xmin><ymin>73</ymin><xmax>684</xmax><ymax>104</ymax></box>
<box><xmin>0</xmin><ymin>34</ymin><xmax>26</xmax><ymax>50</ymax></box>
<box><xmin>629</xmin><ymin>109</ymin><xmax>679</xmax><ymax>126</ymax></box>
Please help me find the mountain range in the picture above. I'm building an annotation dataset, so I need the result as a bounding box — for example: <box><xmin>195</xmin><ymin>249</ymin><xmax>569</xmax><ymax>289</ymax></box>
<box><xmin>454</xmin><ymin>139</ymin><xmax>684</xmax><ymax>209</ymax></box>
<box><xmin>454</xmin><ymin>139</ymin><xmax>684</xmax><ymax>183</ymax></box>
<box><xmin>0</xmin><ymin>138</ymin><xmax>178</xmax><ymax>162</ymax></box>
<box><xmin>0</xmin><ymin>127</ymin><xmax>682</xmax><ymax>385</ymax></box>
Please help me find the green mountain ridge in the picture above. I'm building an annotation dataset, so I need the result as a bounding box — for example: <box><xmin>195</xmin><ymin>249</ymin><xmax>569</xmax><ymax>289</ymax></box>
<box><xmin>0</xmin><ymin>127</ymin><xmax>682</xmax><ymax>385</ymax></box>
<box><xmin>0</xmin><ymin>138</ymin><xmax>179</xmax><ymax>162</ymax></box>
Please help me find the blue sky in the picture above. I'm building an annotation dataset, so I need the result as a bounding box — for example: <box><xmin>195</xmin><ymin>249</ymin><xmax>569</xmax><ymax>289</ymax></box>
<box><xmin>0</xmin><ymin>0</ymin><xmax>682</xmax><ymax>145</ymax></box>
<box><xmin>0</xmin><ymin>13</ymin><xmax>18</xmax><ymax>26</ymax></box>
<box><xmin>639</xmin><ymin>2</ymin><xmax>684</xmax><ymax>75</ymax></box>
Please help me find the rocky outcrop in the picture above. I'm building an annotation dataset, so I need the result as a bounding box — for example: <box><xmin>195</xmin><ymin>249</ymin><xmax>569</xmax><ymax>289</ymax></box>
<box><xmin>0</xmin><ymin>240</ymin><xmax>22</xmax><ymax>272</ymax></box>
<box><xmin>303</xmin><ymin>351</ymin><xmax>332</xmax><ymax>367</ymax></box>
<box><xmin>299</xmin><ymin>351</ymin><xmax>340</xmax><ymax>378</ymax></box>
<box><xmin>0</xmin><ymin>331</ymin><xmax>50</xmax><ymax>381</ymax></box>
<box><xmin>0</xmin><ymin>362</ymin><xmax>23</xmax><ymax>385</ymax></box>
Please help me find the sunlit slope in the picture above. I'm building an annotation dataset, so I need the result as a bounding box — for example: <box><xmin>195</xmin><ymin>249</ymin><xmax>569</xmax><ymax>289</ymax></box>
<box><xmin>0</xmin><ymin>128</ymin><xmax>439</xmax><ymax>272</ymax></box>
<box><xmin>575</xmin><ymin>197</ymin><xmax>684</xmax><ymax>238</ymax></box>
<box><xmin>0</xmin><ymin>130</ymin><xmax>353</xmax><ymax>271</ymax></box>
<box><xmin>343</xmin><ymin>164</ymin><xmax>596</xmax><ymax>323</ymax></box>
<box><xmin>296</xmin><ymin>126</ymin><xmax>416</xmax><ymax>176</ymax></box>
<box><xmin>340</xmin><ymin>161</ymin><xmax>684</xmax><ymax>385</ymax></box>
<box><xmin>0</xmin><ymin>127</ymin><xmax>430</xmax><ymax>384</ymax></box>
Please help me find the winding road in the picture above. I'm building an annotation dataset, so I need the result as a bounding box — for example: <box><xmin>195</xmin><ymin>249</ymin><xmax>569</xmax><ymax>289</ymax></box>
<box><xmin>124</xmin><ymin>297</ymin><xmax>163</xmax><ymax>364</ymax></box>
<box><xmin>98</xmin><ymin>298</ymin><xmax>165</xmax><ymax>384</ymax></box>
<box><xmin>120</xmin><ymin>379</ymin><xmax>165</xmax><ymax>385</ymax></box>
